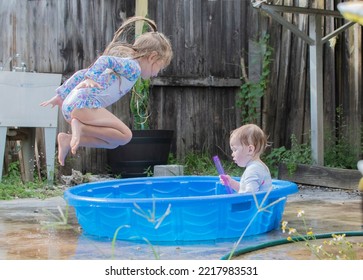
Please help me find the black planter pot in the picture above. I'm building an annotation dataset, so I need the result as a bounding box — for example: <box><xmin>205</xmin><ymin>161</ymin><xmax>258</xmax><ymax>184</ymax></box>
<box><xmin>107</xmin><ymin>129</ymin><xmax>174</xmax><ymax>178</ymax></box>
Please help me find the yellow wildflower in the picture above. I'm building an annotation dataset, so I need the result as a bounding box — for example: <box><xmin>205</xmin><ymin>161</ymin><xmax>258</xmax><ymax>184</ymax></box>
<box><xmin>333</xmin><ymin>234</ymin><xmax>346</xmax><ymax>241</ymax></box>
<box><xmin>315</xmin><ymin>245</ymin><xmax>323</xmax><ymax>253</ymax></box>
<box><xmin>297</xmin><ymin>210</ymin><xmax>305</xmax><ymax>217</ymax></box>
<box><xmin>288</xmin><ymin>228</ymin><xmax>297</xmax><ymax>235</ymax></box>
<box><xmin>281</xmin><ymin>221</ymin><xmax>288</xmax><ymax>233</ymax></box>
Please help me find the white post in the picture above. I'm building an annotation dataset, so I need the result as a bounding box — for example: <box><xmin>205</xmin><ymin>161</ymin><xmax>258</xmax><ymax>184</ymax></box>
<box><xmin>44</xmin><ymin>127</ymin><xmax>57</xmax><ymax>185</ymax></box>
<box><xmin>309</xmin><ymin>15</ymin><xmax>324</xmax><ymax>165</ymax></box>
<box><xmin>0</xmin><ymin>127</ymin><xmax>6</xmax><ymax>181</ymax></box>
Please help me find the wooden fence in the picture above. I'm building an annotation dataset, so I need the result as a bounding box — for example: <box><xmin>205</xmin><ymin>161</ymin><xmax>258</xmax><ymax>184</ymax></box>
<box><xmin>0</xmin><ymin>0</ymin><xmax>361</xmax><ymax>177</ymax></box>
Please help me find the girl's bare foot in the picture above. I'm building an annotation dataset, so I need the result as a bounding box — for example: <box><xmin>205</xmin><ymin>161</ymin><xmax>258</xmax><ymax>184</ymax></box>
<box><xmin>57</xmin><ymin>133</ymin><xmax>71</xmax><ymax>166</ymax></box>
<box><xmin>70</xmin><ymin>118</ymin><xmax>83</xmax><ymax>155</ymax></box>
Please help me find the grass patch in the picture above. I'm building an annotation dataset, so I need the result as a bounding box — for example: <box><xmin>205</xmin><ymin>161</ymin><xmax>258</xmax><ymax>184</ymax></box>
<box><xmin>169</xmin><ymin>152</ymin><xmax>242</xmax><ymax>177</ymax></box>
<box><xmin>0</xmin><ymin>161</ymin><xmax>63</xmax><ymax>200</ymax></box>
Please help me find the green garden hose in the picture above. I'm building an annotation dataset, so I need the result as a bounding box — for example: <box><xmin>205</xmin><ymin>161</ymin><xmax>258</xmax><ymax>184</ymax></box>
<box><xmin>220</xmin><ymin>231</ymin><xmax>363</xmax><ymax>260</ymax></box>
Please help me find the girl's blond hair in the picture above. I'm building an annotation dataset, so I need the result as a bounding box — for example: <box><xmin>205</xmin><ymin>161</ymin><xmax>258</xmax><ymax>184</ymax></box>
<box><xmin>104</xmin><ymin>16</ymin><xmax>173</xmax><ymax>66</ymax></box>
<box><xmin>230</xmin><ymin>124</ymin><xmax>268</xmax><ymax>156</ymax></box>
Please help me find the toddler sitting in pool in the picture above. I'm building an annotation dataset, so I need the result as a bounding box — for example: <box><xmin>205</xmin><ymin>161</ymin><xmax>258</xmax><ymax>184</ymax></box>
<box><xmin>220</xmin><ymin>124</ymin><xmax>272</xmax><ymax>193</ymax></box>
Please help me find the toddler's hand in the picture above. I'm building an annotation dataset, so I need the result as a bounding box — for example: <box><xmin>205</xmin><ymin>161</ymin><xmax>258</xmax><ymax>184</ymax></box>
<box><xmin>219</xmin><ymin>174</ymin><xmax>230</xmax><ymax>186</ymax></box>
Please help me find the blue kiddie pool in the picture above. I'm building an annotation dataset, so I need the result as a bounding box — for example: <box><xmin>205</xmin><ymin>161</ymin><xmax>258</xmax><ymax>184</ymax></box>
<box><xmin>64</xmin><ymin>176</ymin><xmax>298</xmax><ymax>243</ymax></box>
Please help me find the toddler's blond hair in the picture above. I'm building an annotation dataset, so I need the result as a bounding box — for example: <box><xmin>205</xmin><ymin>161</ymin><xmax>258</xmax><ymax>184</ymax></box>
<box><xmin>230</xmin><ymin>124</ymin><xmax>268</xmax><ymax>156</ymax></box>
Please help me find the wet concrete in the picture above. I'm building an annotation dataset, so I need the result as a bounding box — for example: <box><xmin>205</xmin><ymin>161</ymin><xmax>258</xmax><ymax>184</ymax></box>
<box><xmin>0</xmin><ymin>186</ymin><xmax>362</xmax><ymax>260</ymax></box>
<box><xmin>234</xmin><ymin>186</ymin><xmax>363</xmax><ymax>260</ymax></box>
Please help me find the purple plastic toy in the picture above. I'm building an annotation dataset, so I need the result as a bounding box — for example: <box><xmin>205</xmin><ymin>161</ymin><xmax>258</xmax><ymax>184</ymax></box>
<box><xmin>213</xmin><ymin>155</ymin><xmax>233</xmax><ymax>194</ymax></box>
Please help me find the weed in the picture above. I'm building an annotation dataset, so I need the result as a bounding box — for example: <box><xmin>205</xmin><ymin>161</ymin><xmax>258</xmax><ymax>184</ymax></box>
<box><xmin>180</xmin><ymin>152</ymin><xmax>241</xmax><ymax>177</ymax></box>
<box><xmin>262</xmin><ymin>146</ymin><xmax>287</xmax><ymax>178</ymax></box>
<box><xmin>238</xmin><ymin>33</ymin><xmax>273</xmax><ymax>124</ymax></box>
<box><xmin>281</xmin><ymin>134</ymin><xmax>313</xmax><ymax>175</ymax></box>
<box><xmin>324</xmin><ymin>105</ymin><xmax>360</xmax><ymax>169</ymax></box>
<box><xmin>281</xmin><ymin>210</ymin><xmax>363</xmax><ymax>259</ymax></box>
<box><xmin>133</xmin><ymin>200</ymin><xmax>172</xmax><ymax>230</ymax></box>
<box><xmin>262</xmin><ymin>134</ymin><xmax>313</xmax><ymax>177</ymax></box>
<box><xmin>227</xmin><ymin>187</ymin><xmax>287</xmax><ymax>259</ymax></box>
<box><xmin>143</xmin><ymin>166</ymin><xmax>154</xmax><ymax>177</ymax></box>
<box><xmin>0</xmin><ymin>161</ymin><xmax>63</xmax><ymax>200</ymax></box>
<box><xmin>130</xmin><ymin>78</ymin><xmax>150</xmax><ymax>129</ymax></box>
<box><xmin>142</xmin><ymin>237</ymin><xmax>160</xmax><ymax>260</ymax></box>
<box><xmin>41</xmin><ymin>205</ymin><xmax>74</xmax><ymax>230</ymax></box>
<box><xmin>111</xmin><ymin>225</ymin><xmax>131</xmax><ymax>259</ymax></box>
<box><xmin>110</xmin><ymin>200</ymin><xmax>171</xmax><ymax>259</ymax></box>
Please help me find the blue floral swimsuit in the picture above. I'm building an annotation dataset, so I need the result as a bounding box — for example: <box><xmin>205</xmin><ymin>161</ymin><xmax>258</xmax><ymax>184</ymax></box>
<box><xmin>57</xmin><ymin>56</ymin><xmax>141</xmax><ymax>122</ymax></box>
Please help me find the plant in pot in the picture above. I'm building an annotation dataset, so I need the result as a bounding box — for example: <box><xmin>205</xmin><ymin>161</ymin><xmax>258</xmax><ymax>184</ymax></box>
<box><xmin>107</xmin><ymin>78</ymin><xmax>174</xmax><ymax>178</ymax></box>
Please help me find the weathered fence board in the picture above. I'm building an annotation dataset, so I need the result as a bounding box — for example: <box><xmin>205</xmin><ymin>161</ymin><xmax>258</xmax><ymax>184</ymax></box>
<box><xmin>278</xmin><ymin>163</ymin><xmax>361</xmax><ymax>190</ymax></box>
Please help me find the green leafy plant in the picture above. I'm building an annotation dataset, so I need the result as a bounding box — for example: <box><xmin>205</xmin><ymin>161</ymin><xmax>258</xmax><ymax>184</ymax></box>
<box><xmin>143</xmin><ymin>165</ymin><xmax>154</xmax><ymax>177</ymax></box>
<box><xmin>263</xmin><ymin>134</ymin><xmax>313</xmax><ymax>177</ymax></box>
<box><xmin>324</xmin><ymin>105</ymin><xmax>359</xmax><ymax>169</ymax></box>
<box><xmin>262</xmin><ymin>146</ymin><xmax>288</xmax><ymax>178</ymax></box>
<box><xmin>130</xmin><ymin>20</ymin><xmax>152</xmax><ymax>130</ymax></box>
<box><xmin>238</xmin><ymin>34</ymin><xmax>273</xmax><ymax>124</ymax></box>
<box><xmin>180</xmin><ymin>152</ymin><xmax>241</xmax><ymax>177</ymax></box>
<box><xmin>281</xmin><ymin>134</ymin><xmax>313</xmax><ymax>175</ymax></box>
<box><xmin>130</xmin><ymin>78</ymin><xmax>151</xmax><ymax>129</ymax></box>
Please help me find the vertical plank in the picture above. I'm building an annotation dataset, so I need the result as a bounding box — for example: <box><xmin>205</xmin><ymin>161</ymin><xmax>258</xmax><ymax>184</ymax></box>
<box><xmin>323</xmin><ymin>0</ymin><xmax>337</xmax><ymax>139</ymax></box>
<box><xmin>272</xmin><ymin>0</ymin><xmax>293</xmax><ymax>148</ymax></box>
<box><xmin>289</xmin><ymin>8</ymin><xmax>308</xmax><ymax>143</ymax></box>
<box><xmin>0</xmin><ymin>2</ymin><xmax>15</xmax><ymax>67</ymax></box>
<box><xmin>346</xmin><ymin>22</ymin><xmax>362</xmax><ymax>158</ymax></box>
